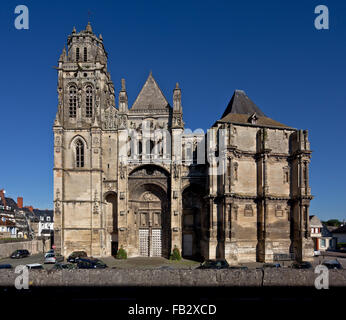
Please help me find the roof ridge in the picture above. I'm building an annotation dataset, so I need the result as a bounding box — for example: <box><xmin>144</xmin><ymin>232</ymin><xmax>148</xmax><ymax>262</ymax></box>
<box><xmin>131</xmin><ymin>72</ymin><xmax>170</xmax><ymax>111</ymax></box>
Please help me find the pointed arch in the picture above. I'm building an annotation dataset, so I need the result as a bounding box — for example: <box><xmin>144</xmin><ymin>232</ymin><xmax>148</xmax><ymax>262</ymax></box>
<box><xmin>69</xmin><ymin>135</ymin><xmax>89</xmax><ymax>149</ymax></box>
<box><xmin>75</xmin><ymin>139</ymin><xmax>84</xmax><ymax>168</ymax></box>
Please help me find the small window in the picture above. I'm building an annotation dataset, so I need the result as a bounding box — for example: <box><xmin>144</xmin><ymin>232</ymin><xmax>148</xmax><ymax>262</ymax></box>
<box><xmin>69</xmin><ymin>86</ymin><xmax>77</xmax><ymax>118</ymax></box>
<box><xmin>86</xmin><ymin>86</ymin><xmax>93</xmax><ymax>118</ymax></box>
<box><xmin>75</xmin><ymin>139</ymin><xmax>85</xmax><ymax>168</ymax></box>
<box><xmin>321</xmin><ymin>239</ymin><xmax>326</xmax><ymax>247</ymax></box>
<box><xmin>84</xmin><ymin>47</ymin><xmax>87</xmax><ymax>62</ymax></box>
<box><xmin>76</xmin><ymin>47</ymin><xmax>80</xmax><ymax>62</ymax></box>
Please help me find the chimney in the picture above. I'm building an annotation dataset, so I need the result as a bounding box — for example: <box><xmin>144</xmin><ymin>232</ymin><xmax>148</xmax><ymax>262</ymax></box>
<box><xmin>17</xmin><ymin>197</ymin><xmax>23</xmax><ymax>209</ymax></box>
<box><xmin>24</xmin><ymin>205</ymin><xmax>34</xmax><ymax>212</ymax></box>
<box><xmin>0</xmin><ymin>189</ymin><xmax>6</xmax><ymax>207</ymax></box>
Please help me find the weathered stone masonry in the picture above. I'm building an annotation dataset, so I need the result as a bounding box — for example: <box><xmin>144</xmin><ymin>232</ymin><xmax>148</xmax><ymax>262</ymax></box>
<box><xmin>53</xmin><ymin>23</ymin><xmax>314</xmax><ymax>263</ymax></box>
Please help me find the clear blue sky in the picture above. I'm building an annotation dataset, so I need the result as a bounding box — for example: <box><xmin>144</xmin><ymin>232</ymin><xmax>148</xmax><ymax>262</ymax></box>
<box><xmin>0</xmin><ymin>0</ymin><xmax>345</xmax><ymax>221</ymax></box>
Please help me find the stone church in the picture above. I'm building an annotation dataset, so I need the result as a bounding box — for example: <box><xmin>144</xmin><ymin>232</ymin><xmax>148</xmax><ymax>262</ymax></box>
<box><xmin>53</xmin><ymin>23</ymin><xmax>314</xmax><ymax>263</ymax></box>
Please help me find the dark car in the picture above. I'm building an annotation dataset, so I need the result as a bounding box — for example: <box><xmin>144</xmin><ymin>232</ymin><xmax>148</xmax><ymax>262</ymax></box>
<box><xmin>291</xmin><ymin>261</ymin><xmax>313</xmax><ymax>269</ymax></box>
<box><xmin>53</xmin><ymin>263</ymin><xmax>76</xmax><ymax>270</ymax></box>
<box><xmin>10</xmin><ymin>249</ymin><xmax>30</xmax><ymax>259</ymax></box>
<box><xmin>77</xmin><ymin>258</ymin><xmax>107</xmax><ymax>269</ymax></box>
<box><xmin>67</xmin><ymin>251</ymin><xmax>87</xmax><ymax>263</ymax></box>
<box><xmin>0</xmin><ymin>264</ymin><xmax>12</xmax><ymax>269</ymax></box>
<box><xmin>322</xmin><ymin>260</ymin><xmax>343</xmax><ymax>270</ymax></box>
<box><xmin>229</xmin><ymin>266</ymin><xmax>248</xmax><ymax>270</ymax></box>
<box><xmin>263</xmin><ymin>263</ymin><xmax>281</xmax><ymax>269</ymax></box>
<box><xmin>196</xmin><ymin>259</ymin><xmax>229</xmax><ymax>270</ymax></box>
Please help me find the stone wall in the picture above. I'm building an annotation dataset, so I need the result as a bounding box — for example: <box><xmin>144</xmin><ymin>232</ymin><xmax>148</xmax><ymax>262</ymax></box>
<box><xmin>0</xmin><ymin>269</ymin><xmax>345</xmax><ymax>287</ymax></box>
<box><xmin>0</xmin><ymin>240</ymin><xmax>47</xmax><ymax>259</ymax></box>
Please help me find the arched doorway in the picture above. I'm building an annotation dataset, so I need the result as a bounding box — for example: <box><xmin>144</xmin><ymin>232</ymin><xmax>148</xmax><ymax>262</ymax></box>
<box><xmin>105</xmin><ymin>192</ymin><xmax>118</xmax><ymax>256</ymax></box>
<box><xmin>128</xmin><ymin>165</ymin><xmax>170</xmax><ymax>257</ymax></box>
<box><xmin>182</xmin><ymin>185</ymin><xmax>205</xmax><ymax>259</ymax></box>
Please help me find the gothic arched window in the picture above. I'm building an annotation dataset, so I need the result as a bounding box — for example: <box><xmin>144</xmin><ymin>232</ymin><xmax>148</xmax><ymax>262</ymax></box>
<box><xmin>84</xmin><ymin>47</ymin><xmax>87</xmax><ymax>62</ymax></box>
<box><xmin>69</xmin><ymin>86</ymin><xmax>77</xmax><ymax>118</ymax></box>
<box><xmin>86</xmin><ymin>86</ymin><xmax>93</xmax><ymax>118</ymax></box>
<box><xmin>75</xmin><ymin>139</ymin><xmax>84</xmax><ymax>168</ymax></box>
<box><xmin>76</xmin><ymin>47</ymin><xmax>80</xmax><ymax>62</ymax></box>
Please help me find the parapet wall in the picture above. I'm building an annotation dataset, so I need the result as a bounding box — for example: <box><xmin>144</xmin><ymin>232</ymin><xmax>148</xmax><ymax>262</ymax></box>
<box><xmin>0</xmin><ymin>240</ymin><xmax>46</xmax><ymax>259</ymax></box>
<box><xmin>0</xmin><ymin>269</ymin><xmax>345</xmax><ymax>287</ymax></box>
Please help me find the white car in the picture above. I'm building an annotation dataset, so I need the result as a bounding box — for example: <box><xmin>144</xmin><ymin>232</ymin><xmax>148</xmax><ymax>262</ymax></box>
<box><xmin>44</xmin><ymin>249</ymin><xmax>54</xmax><ymax>258</ymax></box>
<box><xmin>26</xmin><ymin>263</ymin><xmax>44</xmax><ymax>270</ymax></box>
<box><xmin>44</xmin><ymin>253</ymin><xmax>64</xmax><ymax>264</ymax></box>
<box><xmin>314</xmin><ymin>250</ymin><xmax>321</xmax><ymax>256</ymax></box>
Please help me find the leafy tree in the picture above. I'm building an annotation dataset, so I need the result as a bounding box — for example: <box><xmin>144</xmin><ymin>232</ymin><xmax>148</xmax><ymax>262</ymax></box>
<box><xmin>322</xmin><ymin>219</ymin><xmax>342</xmax><ymax>227</ymax></box>
<box><xmin>116</xmin><ymin>246</ymin><xmax>127</xmax><ymax>259</ymax></box>
<box><xmin>169</xmin><ymin>246</ymin><xmax>182</xmax><ymax>261</ymax></box>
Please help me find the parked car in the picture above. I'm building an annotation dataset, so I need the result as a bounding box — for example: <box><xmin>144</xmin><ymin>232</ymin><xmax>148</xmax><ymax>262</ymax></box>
<box><xmin>0</xmin><ymin>264</ymin><xmax>12</xmax><ymax>269</ymax></box>
<box><xmin>263</xmin><ymin>263</ymin><xmax>281</xmax><ymax>268</ymax></box>
<box><xmin>229</xmin><ymin>266</ymin><xmax>248</xmax><ymax>270</ymax></box>
<box><xmin>10</xmin><ymin>249</ymin><xmax>30</xmax><ymax>259</ymax></box>
<box><xmin>291</xmin><ymin>261</ymin><xmax>313</xmax><ymax>269</ymax></box>
<box><xmin>314</xmin><ymin>250</ymin><xmax>321</xmax><ymax>256</ymax></box>
<box><xmin>322</xmin><ymin>260</ymin><xmax>343</xmax><ymax>270</ymax></box>
<box><xmin>53</xmin><ymin>263</ymin><xmax>76</xmax><ymax>270</ymax></box>
<box><xmin>77</xmin><ymin>258</ymin><xmax>108</xmax><ymax>269</ymax></box>
<box><xmin>67</xmin><ymin>251</ymin><xmax>87</xmax><ymax>263</ymax></box>
<box><xmin>196</xmin><ymin>259</ymin><xmax>229</xmax><ymax>269</ymax></box>
<box><xmin>26</xmin><ymin>264</ymin><xmax>44</xmax><ymax>270</ymax></box>
<box><xmin>44</xmin><ymin>249</ymin><xmax>55</xmax><ymax>258</ymax></box>
<box><xmin>44</xmin><ymin>253</ymin><xmax>64</xmax><ymax>264</ymax></box>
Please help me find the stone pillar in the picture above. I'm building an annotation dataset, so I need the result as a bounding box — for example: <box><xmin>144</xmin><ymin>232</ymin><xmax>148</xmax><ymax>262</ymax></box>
<box><xmin>53</xmin><ymin>124</ymin><xmax>64</xmax><ymax>256</ymax></box>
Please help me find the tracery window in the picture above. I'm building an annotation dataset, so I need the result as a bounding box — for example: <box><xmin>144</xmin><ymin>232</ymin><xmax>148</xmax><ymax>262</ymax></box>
<box><xmin>69</xmin><ymin>86</ymin><xmax>77</xmax><ymax>118</ymax></box>
<box><xmin>75</xmin><ymin>139</ymin><xmax>84</xmax><ymax>168</ymax></box>
<box><xmin>86</xmin><ymin>86</ymin><xmax>93</xmax><ymax>118</ymax></box>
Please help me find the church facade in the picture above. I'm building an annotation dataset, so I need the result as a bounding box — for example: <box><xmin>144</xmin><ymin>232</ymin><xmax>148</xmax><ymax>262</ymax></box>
<box><xmin>53</xmin><ymin>23</ymin><xmax>314</xmax><ymax>263</ymax></box>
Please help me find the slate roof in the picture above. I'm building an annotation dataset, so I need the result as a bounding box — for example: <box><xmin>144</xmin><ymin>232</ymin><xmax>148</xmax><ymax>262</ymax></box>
<box><xmin>33</xmin><ymin>209</ymin><xmax>53</xmax><ymax>222</ymax></box>
<box><xmin>218</xmin><ymin>90</ymin><xmax>290</xmax><ymax>128</ymax></box>
<box><xmin>332</xmin><ymin>225</ymin><xmax>346</xmax><ymax>234</ymax></box>
<box><xmin>0</xmin><ymin>197</ymin><xmax>18</xmax><ymax>211</ymax></box>
<box><xmin>131</xmin><ymin>72</ymin><xmax>171</xmax><ymax>112</ymax></box>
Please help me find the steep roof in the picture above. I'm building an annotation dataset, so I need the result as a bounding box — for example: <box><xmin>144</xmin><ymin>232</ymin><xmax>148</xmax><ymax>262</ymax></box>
<box><xmin>131</xmin><ymin>72</ymin><xmax>171</xmax><ymax>111</ymax></box>
<box><xmin>310</xmin><ymin>215</ymin><xmax>323</xmax><ymax>228</ymax></box>
<box><xmin>221</xmin><ymin>90</ymin><xmax>265</xmax><ymax>118</ymax></box>
<box><xmin>219</xmin><ymin>90</ymin><xmax>290</xmax><ymax>128</ymax></box>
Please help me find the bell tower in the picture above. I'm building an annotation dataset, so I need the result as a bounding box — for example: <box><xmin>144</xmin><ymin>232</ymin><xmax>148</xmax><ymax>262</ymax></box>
<box><xmin>56</xmin><ymin>22</ymin><xmax>114</xmax><ymax>130</ymax></box>
<box><xmin>54</xmin><ymin>23</ymin><xmax>116</xmax><ymax>257</ymax></box>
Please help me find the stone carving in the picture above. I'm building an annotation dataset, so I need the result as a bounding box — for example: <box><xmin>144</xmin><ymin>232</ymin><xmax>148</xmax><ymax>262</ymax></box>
<box><xmin>233</xmin><ymin>162</ymin><xmax>238</xmax><ymax>181</ymax></box>
<box><xmin>93</xmin><ymin>190</ymin><xmax>99</xmax><ymax>215</ymax></box>
<box><xmin>173</xmin><ymin>162</ymin><xmax>179</xmax><ymax>179</ymax></box>
<box><xmin>244</xmin><ymin>204</ymin><xmax>253</xmax><ymax>217</ymax></box>
<box><xmin>173</xmin><ymin>114</ymin><xmax>183</xmax><ymax>128</ymax></box>
<box><xmin>93</xmin><ymin>137</ymin><xmax>99</xmax><ymax>145</ymax></box>
<box><xmin>142</xmin><ymin>191</ymin><xmax>160</xmax><ymax>202</ymax></box>
<box><xmin>120</xmin><ymin>162</ymin><xmax>125</xmax><ymax>179</ymax></box>
<box><xmin>55</xmin><ymin>189</ymin><xmax>61</xmax><ymax>215</ymax></box>
<box><xmin>118</xmin><ymin>115</ymin><xmax>127</xmax><ymax>129</ymax></box>
<box><xmin>275</xmin><ymin>205</ymin><xmax>284</xmax><ymax>217</ymax></box>
<box><xmin>130</xmin><ymin>167</ymin><xmax>167</xmax><ymax>177</ymax></box>
<box><xmin>104</xmin><ymin>106</ymin><xmax>117</xmax><ymax>129</ymax></box>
